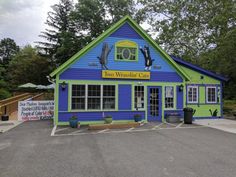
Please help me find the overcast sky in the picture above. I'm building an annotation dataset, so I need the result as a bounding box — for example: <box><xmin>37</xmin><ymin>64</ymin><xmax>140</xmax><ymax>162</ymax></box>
<box><xmin>0</xmin><ymin>0</ymin><xmax>59</xmax><ymax>47</ymax></box>
<box><xmin>0</xmin><ymin>0</ymin><xmax>151</xmax><ymax>47</ymax></box>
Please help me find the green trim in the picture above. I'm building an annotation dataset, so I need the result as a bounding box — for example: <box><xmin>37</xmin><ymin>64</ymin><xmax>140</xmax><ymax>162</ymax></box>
<box><xmin>54</xmin><ymin>75</ymin><xmax>59</xmax><ymax>125</ymax></box>
<box><xmin>50</xmin><ymin>15</ymin><xmax>190</xmax><ymax>81</ymax></box>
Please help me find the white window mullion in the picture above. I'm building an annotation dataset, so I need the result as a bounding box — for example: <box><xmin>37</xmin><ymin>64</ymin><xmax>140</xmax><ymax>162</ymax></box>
<box><xmin>101</xmin><ymin>85</ymin><xmax>103</xmax><ymax>110</ymax></box>
<box><xmin>85</xmin><ymin>84</ymin><xmax>88</xmax><ymax>110</ymax></box>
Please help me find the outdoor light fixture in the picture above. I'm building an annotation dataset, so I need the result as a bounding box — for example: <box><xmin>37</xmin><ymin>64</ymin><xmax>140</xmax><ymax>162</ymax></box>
<box><xmin>138</xmin><ymin>82</ymin><xmax>143</xmax><ymax>85</ymax></box>
<box><xmin>179</xmin><ymin>84</ymin><xmax>184</xmax><ymax>92</ymax></box>
<box><xmin>61</xmin><ymin>81</ymin><xmax>66</xmax><ymax>90</ymax></box>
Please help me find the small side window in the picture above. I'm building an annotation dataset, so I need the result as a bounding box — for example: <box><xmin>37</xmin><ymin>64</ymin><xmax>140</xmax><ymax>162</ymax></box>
<box><xmin>187</xmin><ymin>86</ymin><xmax>198</xmax><ymax>103</ymax></box>
<box><xmin>206</xmin><ymin>86</ymin><xmax>217</xmax><ymax>103</ymax></box>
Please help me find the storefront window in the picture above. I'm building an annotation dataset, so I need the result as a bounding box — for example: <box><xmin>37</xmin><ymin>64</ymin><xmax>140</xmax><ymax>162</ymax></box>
<box><xmin>71</xmin><ymin>85</ymin><xmax>86</xmax><ymax>110</ymax></box>
<box><xmin>103</xmin><ymin>85</ymin><xmax>115</xmax><ymax>109</ymax></box>
<box><xmin>134</xmin><ymin>86</ymin><xmax>144</xmax><ymax>109</ymax></box>
<box><xmin>71</xmin><ymin>84</ymin><xmax>116</xmax><ymax>110</ymax></box>
<box><xmin>87</xmin><ymin>85</ymin><xmax>101</xmax><ymax>110</ymax></box>
<box><xmin>165</xmin><ymin>86</ymin><xmax>174</xmax><ymax>108</ymax></box>
<box><xmin>187</xmin><ymin>86</ymin><xmax>198</xmax><ymax>103</ymax></box>
<box><xmin>206</xmin><ymin>86</ymin><xmax>217</xmax><ymax>103</ymax></box>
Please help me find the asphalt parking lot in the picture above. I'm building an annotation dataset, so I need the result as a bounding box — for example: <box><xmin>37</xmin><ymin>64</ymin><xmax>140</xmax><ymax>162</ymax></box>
<box><xmin>0</xmin><ymin>120</ymin><xmax>236</xmax><ymax>177</ymax></box>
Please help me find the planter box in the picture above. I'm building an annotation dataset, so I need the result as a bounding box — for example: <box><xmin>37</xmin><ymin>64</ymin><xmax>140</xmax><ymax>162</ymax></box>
<box><xmin>166</xmin><ymin>116</ymin><xmax>181</xmax><ymax>123</ymax></box>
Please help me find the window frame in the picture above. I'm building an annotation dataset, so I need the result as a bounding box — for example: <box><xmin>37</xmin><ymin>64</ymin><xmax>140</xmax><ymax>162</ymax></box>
<box><xmin>71</xmin><ymin>84</ymin><xmax>86</xmax><ymax>110</ymax></box>
<box><xmin>164</xmin><ymin>86</ymin><xmax>174</xmax><ymax>109</ymax></box>
<box><xmin>206</xmin><ymin>86</ymin><xmax>217</xmax><ymax>104</ymax></box>
<box><xmin>102</xmin><ymin>85</ymin><xmax>116</xmax><ymax>110</ymax></box>
<box><xmin>187</xmin><ymin>86</ymin><xmax>199</xmax><ymax>104</ymax></box>
<box><xmin>87</xmin><ymin>85</ymin><xmax>102</xmax><ymax>110</ymax></box>
<box><xmin>133</xmin><ymin>85</ymin><xmax>145</xmax><ymax>110</ymax></box>
<box><xmin>70</xmin><ymin>84</ymin><xmax>116</xmax><ymax>111</ymax></box>
<box><xmin>115</xmin><ymin>40</ymin><xmax>138</xmax><ymax>62</ymax></box>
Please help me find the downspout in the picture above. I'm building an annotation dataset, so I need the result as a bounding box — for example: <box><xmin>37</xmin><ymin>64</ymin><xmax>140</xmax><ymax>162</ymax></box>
<box><xmin>47</xmin><ymin>76</ymin><xmax>56</xmax><ymax>126</ymax></box>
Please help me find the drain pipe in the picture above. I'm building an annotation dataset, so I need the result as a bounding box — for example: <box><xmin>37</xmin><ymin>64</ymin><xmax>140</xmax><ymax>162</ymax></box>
<box><xmin>47</xmin><ymin>76</ymin><xmax>56</xmax><ymax>125</ymax></box>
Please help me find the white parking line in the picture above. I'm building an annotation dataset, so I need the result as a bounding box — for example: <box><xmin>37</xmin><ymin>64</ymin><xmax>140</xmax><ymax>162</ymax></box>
<box><xmin>51</xmin><ymin>125</ymin><xmax>57</xmax><ymax>136</ymax></box>
<box><xmin>97</xmin><ymin>129</ymin><xmax>109</xmax><ymax>133</ymax></box>
<box><xmin>71</xmin><ymin>129</ymin><xmax>86</xmax><ymax>134</ymax></box>
<box><xmin>165</xmin><ymin>122</ymin><xmax>178</xmax><ymax>127</ymax></box>
<box><xmin>152</xmin><ymin>123</ymin><xmax>163</xmax><ymax>130</ymax></box>
<box><xmin>51</xmin><ymin>124</ymin><xmax>206</xmax><ymax>137</ymax></box>
<box><xmin>55</xmin><ymin>127</ymin><xmax>69</xmax><ymax>133</ymax></box>
<box><xmin>125</xmin><ymin>127</ymin><xmax>135</xmax><ymax>132</ymax></box>
<box><xmin>176</xmin><ymin>122</ymin><xmax>184</xmax><ymax>128</ymax></box>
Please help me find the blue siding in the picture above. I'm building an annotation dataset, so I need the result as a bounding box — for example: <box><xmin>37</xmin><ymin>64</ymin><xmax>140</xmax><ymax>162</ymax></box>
<box><xmin>119</xmin><ymin>85</ymin><xmax>132</xmax><ymax>110</ymax></box>
<box><xmin>58</xmin><ymin>111</ymin><xmax>145</xmax><ymax>122</ymax></box>
<box><xmin>110</xmin><ymin>22</ymin><xmax>143</xmax><ymax>39</ymax></box>
<box><xmin>60</xmin><ymin>68</ymin><xmax>183</xmax><ymax>82</ymax></box>
<box><xmin>58</xmin><ymin>83</ymin><xmax>68</xmax><ymax>111</ymax></box>
<box><xmin>70</xmin><ymin>36</ymin><xmax>177</xmax><ymax>73</ymax></box>
<box><xmin>176</xmin><ymin>86</ymin><xmax>183</xmax><ymax>109</ymax></box>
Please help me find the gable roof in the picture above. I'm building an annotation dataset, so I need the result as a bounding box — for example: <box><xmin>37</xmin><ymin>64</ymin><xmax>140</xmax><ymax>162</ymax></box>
<box><xmin>171</xmin><ymin>56</ymin><xmax>228</xmax><ymax>82</ymax></box>
<box><xmin>50</xmin><ymin>16</ymin><xmax>190</xmax><ymax>81</ymax></box>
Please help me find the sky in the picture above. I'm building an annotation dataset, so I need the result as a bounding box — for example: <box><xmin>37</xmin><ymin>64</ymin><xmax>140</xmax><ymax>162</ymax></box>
<box><xmin>0</xmin><ymin>0</ymin><xmax>59</xmax><ymax>47</ymax></box>
<box><xmin>0</xmin><ymin>0</ymin><xmax>151</xmax><ymax>47</ymax></box>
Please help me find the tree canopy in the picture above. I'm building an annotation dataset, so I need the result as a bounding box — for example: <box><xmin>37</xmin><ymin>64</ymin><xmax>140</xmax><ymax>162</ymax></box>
<box><xmin>0</xmin><ymin>0</ymin><xmax>235</xmax><ymax>100</ymax></box>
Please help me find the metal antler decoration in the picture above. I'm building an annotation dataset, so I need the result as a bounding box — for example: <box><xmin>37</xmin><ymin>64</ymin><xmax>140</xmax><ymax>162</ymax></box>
<box><xmin>140</xmin><ymin>45</ymin><xmax>154</xmax><ymax>71</ymax></box>
<box><xmin>97</xmin><ymin>43</ymin><xmax>113</xmax><ymax>70</ymax></box>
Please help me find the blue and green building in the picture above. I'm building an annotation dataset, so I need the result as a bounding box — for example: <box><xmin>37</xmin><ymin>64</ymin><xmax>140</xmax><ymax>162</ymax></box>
<box><xmin>49</xmin><ymin>16</ymin><xmax>227</xmax><ymax>125</ymax></box>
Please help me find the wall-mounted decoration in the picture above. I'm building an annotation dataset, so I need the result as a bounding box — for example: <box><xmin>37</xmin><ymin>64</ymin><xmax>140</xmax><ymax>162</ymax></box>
<box><xmin>88</xmin><ymin>62</ymin><xmax>99</xmax><ymax>67</ymax></box>
<box><xmin>140</xmin><ymin>45</ymin><xmax>155</xmax><ymax>71</ymax></box>
<box><xmin>97</xmin><ymin>43</ymin><xmax>113</xmax><ymax>70</ymax></box>
<box><xmin>153</xmin><ymin>65</ymin><xmax>162</xmax><ymax>69</ymax></box>
<box><xmin>61</xmin><ymin>81</ymin><xmax>66</xmax><ymax>90</ymax></box>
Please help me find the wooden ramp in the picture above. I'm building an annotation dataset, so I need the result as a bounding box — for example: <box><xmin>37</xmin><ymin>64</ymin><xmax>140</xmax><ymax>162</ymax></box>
<box><xmin>0</xmin><ymin>93</ymin><xmax>45</xmax><ymax>120</ymax></box>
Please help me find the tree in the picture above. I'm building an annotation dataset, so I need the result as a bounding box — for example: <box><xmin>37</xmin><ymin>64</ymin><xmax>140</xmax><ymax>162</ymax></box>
<box><xmin>0</xmin><ymin>38</ymin><xmax>19</xmax><ymax>66</ymax></box>
<box><xmin>37</xmin><ymin>0</ymin><xmax>80</xmax><ymax>66</ymax></box>
<box><xmin>199</xmin><ymin>28</ymin><xmax>236</xmax><ymax>99</ymax></box>
<box><xmin>71</xmin><ymin>0</ymin><xmax>144</xmax><ymax>40</ymax></box>
<box><xmin>140</xmin><ymin>0</ymin><xmax>236</xmax><ymax>63</ymax></box>
<box><xmin>7</xmin><ymin>46</ymin><xmax>51</xmax><ymax>89</ymax></box>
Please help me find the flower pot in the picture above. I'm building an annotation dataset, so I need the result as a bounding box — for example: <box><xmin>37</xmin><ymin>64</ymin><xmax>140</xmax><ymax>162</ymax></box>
<box><xmin>134</xmin><ymin>114</ymin><xmax>142</xmax><ymax>122</ymax></box>
<box><xmin>69</xmin><ymin>119</ymin><xmax>78</xmax><ymax>128</ymax></box>
<box><xmin>104</xmin><ymin>117</ymin><xmax>112</xmax><ymax>124</ymax></box>
<box><xmin>134</xmin><ymin>116</ymin><xmax>142</xmax><ymax>122</ymax></box>
<box><xmin>1</xmin><ymin>115</ymin><xmax>9</xmax><ymax>121</ymax></box>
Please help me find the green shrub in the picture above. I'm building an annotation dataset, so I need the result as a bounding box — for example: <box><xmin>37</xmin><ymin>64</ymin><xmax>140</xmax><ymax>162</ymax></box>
<box><xmin>0</xmin><ymin>88</ymin><xmax>11</xmax><ymax>100</ymax></box>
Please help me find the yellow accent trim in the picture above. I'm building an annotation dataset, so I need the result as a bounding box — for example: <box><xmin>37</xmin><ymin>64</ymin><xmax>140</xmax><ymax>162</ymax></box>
<box><xmin>116</xmin><ymin>40</ymin><xmax>137</xmax><ymax>48</ymax></box>
<box><xmin>102</xmin><ymin>70</ymin><xmax>150</xmax><ymax>80</ymax></box>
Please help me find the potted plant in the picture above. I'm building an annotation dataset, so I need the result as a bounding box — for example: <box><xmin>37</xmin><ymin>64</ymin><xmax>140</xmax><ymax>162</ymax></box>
<box><xmin>69</xmin><ymin>115</ymin><xmax>79</xmax><ymax>128</ymax></box>
<box><xmin>134</xmin><ymin>114</ymin><xmax>142</xmax><ymax>122</ymax></box>
<box><xmin>104</xmin><ymin>115</ymin><xmax>112</xmax><ymax>124</ymax></box>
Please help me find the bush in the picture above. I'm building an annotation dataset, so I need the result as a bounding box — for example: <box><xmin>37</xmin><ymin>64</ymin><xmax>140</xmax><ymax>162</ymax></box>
<box><xmin>0</xmin><ymin>88</ymin><xmax>11</xmax><ymax>100</ymax></box>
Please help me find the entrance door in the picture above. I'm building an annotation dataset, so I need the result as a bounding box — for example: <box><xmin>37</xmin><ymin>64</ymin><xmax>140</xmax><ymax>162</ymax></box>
<box><xmin>147</xmin><ymin>86</ymin><xmax>162</xmax><ymax>121</ymax></box>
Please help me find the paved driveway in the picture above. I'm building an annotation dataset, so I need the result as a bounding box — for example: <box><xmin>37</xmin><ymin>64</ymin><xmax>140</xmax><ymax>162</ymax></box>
<box><xmin>0</xmin><ymin>120</ymin><xmax>236</xmax><ymax>177</ymax></box>
<box><xmin>195</xmin><ymin>119</ymin><xmax>236</xmax><ymax>134</ymax></box>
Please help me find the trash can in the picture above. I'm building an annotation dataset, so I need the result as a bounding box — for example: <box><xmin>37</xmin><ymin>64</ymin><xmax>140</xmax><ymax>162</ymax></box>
<box><xmin>183</xmin><ymin>107</ymin><xmax>193</xmax><ymax>124</ymax></box>
<box><xmin>1</xmin><ymin>115</ymin><xmax>9</xmax><ymax>121</ymax></box>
